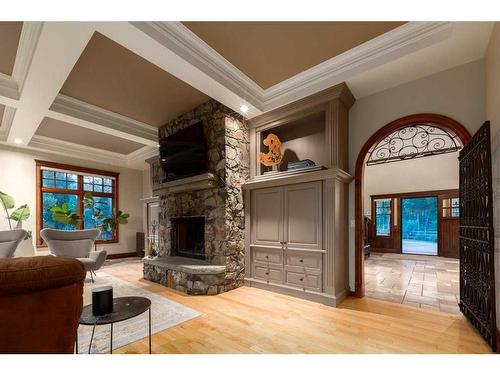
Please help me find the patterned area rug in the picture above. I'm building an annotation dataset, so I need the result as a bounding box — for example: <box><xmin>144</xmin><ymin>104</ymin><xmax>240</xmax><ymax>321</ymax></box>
<box><xmin>77</xmin><ymin>272</ymin><xmax>200</xmax><ymax>354</ymax></box>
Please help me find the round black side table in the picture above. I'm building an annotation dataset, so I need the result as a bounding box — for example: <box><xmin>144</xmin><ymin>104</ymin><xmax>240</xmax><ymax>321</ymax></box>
<box><xmin>77</xmin><ymin>296</ymin><xmax>152</xmax><ymax>354</ymax></box>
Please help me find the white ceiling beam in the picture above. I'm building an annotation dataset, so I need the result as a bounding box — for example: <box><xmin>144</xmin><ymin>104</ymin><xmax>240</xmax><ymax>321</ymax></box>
<box><xmin>0</xmin><ymin>73</ymin><xmax>19</xmax><ymax>107</ymax></box>
<box><xmin>48</xmin><ymin>94</ymin><xmax>158</xmax><ymax>146</ymax></box>
<box><xmin>94</xmin><ymin>22</ymin><xmax>264</xmax><ymax>119</ymax></box>
<box><xmin>12</xmin><ymin>22</ymin><xmax>43</xmax><ymax>93</ymax></box>
<box><xmin>6</xmin><ymin>22</ymin><xmax>95</xmax><ymax>145</ymax></box>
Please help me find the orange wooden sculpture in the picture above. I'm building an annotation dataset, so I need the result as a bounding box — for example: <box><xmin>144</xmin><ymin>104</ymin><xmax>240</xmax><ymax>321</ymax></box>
<box><xmin>259</xmin><ymin>133</ymin><xmax>283</xmax><ymax>167</ymax></box>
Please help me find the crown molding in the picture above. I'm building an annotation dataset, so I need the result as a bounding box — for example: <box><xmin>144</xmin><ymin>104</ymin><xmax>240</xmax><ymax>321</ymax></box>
<box><xmin>0</xmin><ymin>73</ymin><xmax>19</xmax><ymax>106</ymax></box>
<box><xmin>49</xmin><ymin>94</ymin><xmax>159</xmax><ymax>146</ymax></box>
<box><xmin>127</xmin><ymin>145</ymin><xmax>158</xmax><ymax>162</ymax></box>
<box><xmin>261</xmin><ymin>22</ymin><xmax>453</xmax><ymax>110</ymax></box>
<box><xmin>0</xmin><ymin>106</ymin><xmax>16</xmax><ymax>136</ymax></box>
<box><xmin>131</xmin><ymin>22</ymin><xmax>453</xmax><ymax>115</ymax></box>
<box><xmin>12</xmin><ymin>22</ymin><xmax>43</xmax><ymax>93</ymax></box>
<box><xmin>131</xmin><ymin>22</ymin><xmax>266</xmax><ymax>111</ymax></box>
<box><xmin>25</xmin><ymin>135</ymin><xmax>153</xmax><ymax>170</ymax></box>
<box><xmin>29</xmin><ymin>135</ymin><xmax>126</xmax><ymax>165</ymax></box>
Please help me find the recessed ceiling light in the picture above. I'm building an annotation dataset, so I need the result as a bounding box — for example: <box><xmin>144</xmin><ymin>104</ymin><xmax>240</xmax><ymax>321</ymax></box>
<box><xmin>240</xmin><ymin>104</ymin><xmax>249</xmax><ymax>114</ymax></box>
<box><xmin>14</xmin><ymin>138</ymin><xmax>23</xmax><ymax>145</ymax></box>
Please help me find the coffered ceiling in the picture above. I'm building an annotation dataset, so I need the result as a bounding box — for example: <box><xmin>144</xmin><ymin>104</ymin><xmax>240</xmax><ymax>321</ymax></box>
<box><xmin>0</xmin><ymin>21</ymin><xmax>494</xmax><ymax>169</ymax></box>
<box><xmin>35</xmin><ymin>117</ymin><xmax>145</xmax><ymax>155</ymax></box>
<box><xmin>60</xmin><ymin>32</ymin><xmax>209</xmax><ymax>127</ymax></box>
<box><xmin>0</xmin><ymin>22</ymin><xmax>22</xmax><ymax>75</ymax></box>
<box><xmin>183</xmin><ymin>22</ymin><xmax>405</xmax><ymax>89</ymax></box>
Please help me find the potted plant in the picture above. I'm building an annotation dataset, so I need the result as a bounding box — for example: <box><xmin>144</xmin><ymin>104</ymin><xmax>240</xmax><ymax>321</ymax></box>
<box><xmin>0</xmin><ymin>191</ymin><xmax>31</xmax><ymax>257</ymax></box>
<box><xmin>0</xmin><ymin>191</ymin><xmax>31</xmax><ymax>239</ymax></box>
<box><xmin>49</xmin><ymin>192</ymin><xmax>129</xmax><ymax>240</ymax></box>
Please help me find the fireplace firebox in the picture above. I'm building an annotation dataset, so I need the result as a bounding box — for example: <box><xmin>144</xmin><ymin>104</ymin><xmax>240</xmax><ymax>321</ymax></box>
<box><xmin>171</xmin><ymin>216</ymin><xmax>206</xmax><ymax>260</ymax></box>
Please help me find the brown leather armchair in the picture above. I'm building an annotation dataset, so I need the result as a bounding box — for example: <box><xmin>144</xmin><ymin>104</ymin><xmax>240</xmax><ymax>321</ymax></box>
<box><xmin>0</xmin><ymin>256</ymin><xmax>86</xmax><ymax>353</ymax></box>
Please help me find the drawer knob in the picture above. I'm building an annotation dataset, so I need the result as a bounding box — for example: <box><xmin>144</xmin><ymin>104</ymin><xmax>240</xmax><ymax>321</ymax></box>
<box><xmin>299</xmin><ymin>278</ymin><xmax>303</xmax><ymax>281</ymax></box>
<box><xmin>265</xmin><ymin>255</ymin><xmax>269</xmax><ymax>259</ymax></box>
<box><xmin>265</xmin><ymin>272</ymin><xmax>269</xmax><ymax>275</ymax></box>
<box><xmin>299</xmin><ymin>259</ymin><xmax>303</xmax><ymax>263</ymax></box>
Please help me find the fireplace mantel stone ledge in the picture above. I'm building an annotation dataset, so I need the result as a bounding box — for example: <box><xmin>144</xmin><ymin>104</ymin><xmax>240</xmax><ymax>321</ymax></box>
<box><xmin>143</xmin><ymin>256</ymin><xmax>225</xmax><ymax>274</ymax></box>
<box><xmin>152</xmin><ymin>172</ymin><xmax>219</xmax><ymax>195</ymax></box>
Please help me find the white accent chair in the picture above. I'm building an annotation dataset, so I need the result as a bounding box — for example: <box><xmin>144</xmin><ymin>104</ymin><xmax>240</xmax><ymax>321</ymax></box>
<box><xmin>40</xmin><ymin>228</ymin><xmax>107</xmax><ymax>282</ymax></box>
<box><xmin>0</xmin><ymin>229</ymin><xmax>27</xmax><ymax>258</ymax></box>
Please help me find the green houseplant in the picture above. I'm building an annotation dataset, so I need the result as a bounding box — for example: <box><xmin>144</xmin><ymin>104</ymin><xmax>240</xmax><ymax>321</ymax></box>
<box><xmin>0</xmin><ymin>191</ymin><xmax>32</xmax><ymax>239</ymax></box>
<box><xmin>50</xmin><ymin>192</ymin><xmax>130</xmax><ymax>235</ymax></box>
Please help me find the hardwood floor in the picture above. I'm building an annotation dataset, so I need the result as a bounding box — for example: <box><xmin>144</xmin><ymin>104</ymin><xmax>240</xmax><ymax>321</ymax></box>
<box><xmin>102</xmin><ymin>258</ymin><xmax>491</xmax><ymax>354</ymax></box>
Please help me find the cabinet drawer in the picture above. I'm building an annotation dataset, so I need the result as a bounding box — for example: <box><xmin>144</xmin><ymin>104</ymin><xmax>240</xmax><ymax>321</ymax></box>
<box><xmin>253</xmin><ymin>247</ymin><xmax>282</xmax><ymax>265</ymax></box>
<box><xmin>285</xmin><ymin>271</ymin><xmax>322</xmax><ymax>291</ymax></box>
<box><xmin>254</xmin><ymin>265</ymin><xmax>282</xmax><ymax>283</ymax></box>
<box><xmin>285</xmin><ymin>252</ymin><xmax>322</xmax><ymax>269</ymax></box>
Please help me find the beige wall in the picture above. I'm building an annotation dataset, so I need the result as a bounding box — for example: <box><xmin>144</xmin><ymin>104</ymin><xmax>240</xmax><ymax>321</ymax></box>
<box><xmin>485</xmin><ymin>22</ymin><xmax>500</xmax><ymax>330</ymax></box>
<box><xmin>348</xmin><ymin>59</ymin><xmax>486</xmax><ymax>290</ymax></box>
<box><xmin>0</xmin><ymin>145</ymin><xmax>144</xmax><ymax>257</ymax></box>
<box><xmin>142</xmin><ymin>167</ymin><xmax>153</xmax><ymax>198</ymax></box>
<box><xmin>363</xmin><ymin>152</ymin><xmax>459</xmax><ymax>216</ymax></box>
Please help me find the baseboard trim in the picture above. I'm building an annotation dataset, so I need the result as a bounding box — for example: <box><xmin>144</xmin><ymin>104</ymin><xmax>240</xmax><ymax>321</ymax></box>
<box><xmin>107</xmin><ymin>252</ymin><xmax>138</xmax><ymax>260</ymax></box>
<box><xmin>244</xmin><ymin>277</ymin><xmax>338</xmax><ymax>307</ymax></box>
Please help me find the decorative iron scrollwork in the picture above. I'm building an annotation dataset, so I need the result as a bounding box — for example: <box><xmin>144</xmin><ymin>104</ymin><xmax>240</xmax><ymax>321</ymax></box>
<box><xmin>366</xmin><ymin>124</ymin><xmax>461</xmax><ymax>166</ymax></box>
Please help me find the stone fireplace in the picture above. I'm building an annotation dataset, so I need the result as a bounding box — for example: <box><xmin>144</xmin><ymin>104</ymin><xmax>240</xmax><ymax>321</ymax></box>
<box><xmin>143</xmin><ymin>100</ymin><xmax>249</xmax><ymax>295</ymax></box>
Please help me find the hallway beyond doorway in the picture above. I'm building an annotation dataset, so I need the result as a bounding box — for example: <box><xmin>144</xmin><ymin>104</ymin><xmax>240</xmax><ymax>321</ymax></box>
<box><xmin>365</xmin><ymin>252</ymin><xmax>459</xmax><ymax>314</ymax></box>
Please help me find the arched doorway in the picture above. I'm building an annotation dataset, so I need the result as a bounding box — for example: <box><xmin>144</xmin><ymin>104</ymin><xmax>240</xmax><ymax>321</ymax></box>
<box><xmin>354</xmin><ymin>113</ymin><xmax>471</xmax><ymax>298</ymax></box>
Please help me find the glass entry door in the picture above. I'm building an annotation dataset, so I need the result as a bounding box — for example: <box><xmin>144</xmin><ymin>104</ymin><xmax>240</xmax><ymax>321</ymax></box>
<box><xmin>401</xmin><ymin>197</ymin><xmax>438</xmax><ymax>255</ymax></box>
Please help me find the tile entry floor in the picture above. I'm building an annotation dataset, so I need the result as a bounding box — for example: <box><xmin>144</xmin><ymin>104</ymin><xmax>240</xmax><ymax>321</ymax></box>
<box><xmin>365</xmin><ymin>252</ymin><xmax>460</xmax><ymax>314</ymax></box>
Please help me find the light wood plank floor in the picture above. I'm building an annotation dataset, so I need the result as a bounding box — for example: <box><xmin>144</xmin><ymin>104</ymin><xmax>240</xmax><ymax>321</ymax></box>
<box><xmin>102</xmin><ymin>259</ymin><xmax>491</xmax><ymax>354</ymax></box>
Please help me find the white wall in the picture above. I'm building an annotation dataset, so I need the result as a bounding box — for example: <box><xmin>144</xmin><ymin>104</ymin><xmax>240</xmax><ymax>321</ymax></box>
<box><xmin>363</xmin><ymin>151</ymin><xmax>459</xmax><ymax>216</ymax></box>
<box><xmin>485</xmin><ymin>22</ymin><xmax>500</xmax><ymax>331</ymax></box>
<box><xmin>348</xmin><ymin>59</ymin><xmax>486</xmax><ymax>290</ymax></box>
<box><xmin>0</xmin><ymin>145</ymin><xmax>144</xmax><ymax>257</ymax></box>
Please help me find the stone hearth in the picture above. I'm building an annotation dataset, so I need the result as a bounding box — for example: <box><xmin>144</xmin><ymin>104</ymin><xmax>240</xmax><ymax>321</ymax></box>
<box><xmin>144</xmin><ymin>100</ymin><xmax>249</xmax><ymax>295</ymax></box>
<box><xmin>143</xmin><ymin>257</ymin><xmax>225</xmax><ymax>295</ymax></box>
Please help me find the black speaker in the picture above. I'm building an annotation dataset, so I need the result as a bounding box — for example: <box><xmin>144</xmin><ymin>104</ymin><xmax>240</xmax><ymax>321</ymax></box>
<box><xmin>92</xmin><ymin>286</ymin><xmax>113</xmax><ymax>316</ymax></box>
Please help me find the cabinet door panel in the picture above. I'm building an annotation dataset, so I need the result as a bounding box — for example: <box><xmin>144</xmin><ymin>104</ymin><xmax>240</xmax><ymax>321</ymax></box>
<box><xmin>251</xmin><ymin>187</ymin><xmax>283</xmax><ymax>246</ymax></box>
<box><xmin>284</xmin><ymin>182</ymin><xmax>322</xmax><ymax>249</ymax></box>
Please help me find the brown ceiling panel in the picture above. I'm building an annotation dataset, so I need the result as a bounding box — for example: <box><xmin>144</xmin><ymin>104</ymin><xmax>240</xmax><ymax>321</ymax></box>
<box><xmin>0</xmin><ymin>22</ymin><xmax>23</xmax><ymax>75</ymax></box>
<box><xmin>183</xmin><ymin>22</ymin><xmax>405</xmax><ymax>89</ymax></box>
<box><xmin>36</xmin><ymin>117</ymin><xmax>145</xmax><ymax>155</ymax></box>
<box><xmin>60</xmin><ymin>32</ymin><xmax>209</xmax><ymax>127</ymax></box>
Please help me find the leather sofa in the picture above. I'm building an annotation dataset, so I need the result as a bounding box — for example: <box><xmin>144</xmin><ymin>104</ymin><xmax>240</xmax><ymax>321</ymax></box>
<box><xmin>0</xmin><ymin>256</ymin><xmax>86</xmax><ymax>353</ymax></box>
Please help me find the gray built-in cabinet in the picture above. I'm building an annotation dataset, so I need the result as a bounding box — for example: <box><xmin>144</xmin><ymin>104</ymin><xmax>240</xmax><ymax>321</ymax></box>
<box><xmin>243</xmin><ymin>83</ymin><xmax>354</xmax><ymax>306</ymax></box>
<box><xmin>251</xmin><ymin>182</ymin><xmax>323</xmax><ymax>292</ymax></box>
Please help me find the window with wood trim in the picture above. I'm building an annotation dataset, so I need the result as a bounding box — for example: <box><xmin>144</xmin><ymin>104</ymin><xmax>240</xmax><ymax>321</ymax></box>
<box><xmin>36</xmin><ymin>160</ymin><xmax>119</xmax><ymax>247</ymax></box>
<box><xmin>374</xmin><ymin>198</ymin><xmax>392</xmax><ymax>236</ymax></box>
<box><xmin>442</xmin><ymin>196</ymin><xmax>460</xmax><ymax>218</ymax></box>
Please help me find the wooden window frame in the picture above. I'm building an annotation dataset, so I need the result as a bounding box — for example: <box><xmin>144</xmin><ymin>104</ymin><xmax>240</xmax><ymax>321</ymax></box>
<box><xmin>441</xmin><ymin>195</ymin><xmax>460</xmax><ymax>219</ymax></box>
<box><xmin>373</xmin><ymin>198</ymin><xmax>392</xmax><ymax>237</ymax></box>
<box><xmin>35</xmin><ymin>160</ymin><xmax>120</xmax><ymax>248</ymax></box>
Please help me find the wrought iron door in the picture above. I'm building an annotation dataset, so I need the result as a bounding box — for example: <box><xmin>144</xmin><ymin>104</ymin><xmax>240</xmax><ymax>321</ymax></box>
<box><xmin>458</xmin><ymin>121</ymin><xmax>497</xmax><ymax>351</ymax></box>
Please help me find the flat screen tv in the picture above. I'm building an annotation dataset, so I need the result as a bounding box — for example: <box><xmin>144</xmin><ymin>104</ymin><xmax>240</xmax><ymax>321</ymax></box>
<box><xmin>159</xmin><ymin>121</ymin><xmax>207</xmax><ymax>182</ymax></box>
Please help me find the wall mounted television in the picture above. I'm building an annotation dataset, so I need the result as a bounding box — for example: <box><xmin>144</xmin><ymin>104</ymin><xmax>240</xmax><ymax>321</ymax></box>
<box><xmin>159</xmin><ymin>121</ymin><xmax>207</xmax><ymax>182</ymax></box>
